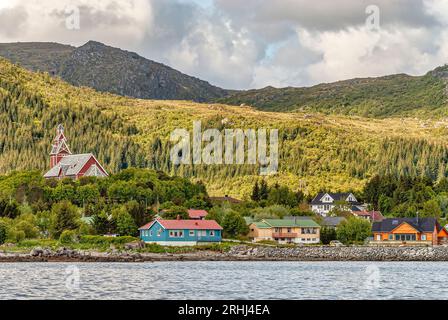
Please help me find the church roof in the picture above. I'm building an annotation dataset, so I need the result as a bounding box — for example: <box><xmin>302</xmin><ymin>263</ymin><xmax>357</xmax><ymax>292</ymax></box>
<box><xmin>50</xmin><ymin>139</ymin><xmax>71</xmax><ymax>155</ymax></box>
<box><xmin>44</xmin><ymin>153</ymin><xmax>100</xmax><ymax>178</ymax></box>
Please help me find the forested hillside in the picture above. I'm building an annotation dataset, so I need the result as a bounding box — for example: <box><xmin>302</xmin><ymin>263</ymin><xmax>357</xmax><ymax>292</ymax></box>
<box><xmin>2</xmin><ymin>58</ymin><xmax>448</xmax><ymax>197</ymax></box>
<box><xmin>218</xmin><ymin>70</ymin><xmax>448</xmax><ymax>118</ymax></box>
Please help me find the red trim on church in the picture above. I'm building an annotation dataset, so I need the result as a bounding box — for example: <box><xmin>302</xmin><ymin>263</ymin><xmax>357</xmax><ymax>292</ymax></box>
<box><xmin>44</xmin><ymin>125</ymin><xmax>108</xmax><ymax>179</ymax></box>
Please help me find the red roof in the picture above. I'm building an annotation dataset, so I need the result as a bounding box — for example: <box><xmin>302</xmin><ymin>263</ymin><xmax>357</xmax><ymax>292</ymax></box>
<box><xmin>139</xmin><ymin>219</ymin><xmax>222</xmax><ymax>230</ymax></box>
<box><xmin>138</xmin><ymin>221</ymin><xmax>155</xmax><ymax>230</ymax></box>
<box><xmin>187</xmin><ymin>209</ymin><xmax>208</xmax><ymax>219</ymax></box>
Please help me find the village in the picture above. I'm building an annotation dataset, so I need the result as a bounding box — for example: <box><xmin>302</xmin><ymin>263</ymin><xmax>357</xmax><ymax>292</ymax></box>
<box><xmin>16</xmin><ymin>125</ymin><xmax>444</xmax><ymax>250</ymax></box>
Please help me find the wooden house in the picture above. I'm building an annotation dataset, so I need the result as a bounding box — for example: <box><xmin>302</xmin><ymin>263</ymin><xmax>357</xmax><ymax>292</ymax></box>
<box><xmin>371</xmin><ymin>217</ymin><xmax>446</xmax><ymax>246</ymax></box>
<box><xmin>139</xmin><ymin>218</ymin><xmax>223</xmax><ymax>246</ymax></box>
<box><xmin>248</xmin><ymin>219</ymin><xmax>320</xmax><ymax>244</ymax></box>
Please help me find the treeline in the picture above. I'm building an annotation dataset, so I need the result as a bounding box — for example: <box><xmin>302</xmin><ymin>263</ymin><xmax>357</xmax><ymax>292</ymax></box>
<box><xmin>363</xmin><ymin>174</ymin><xmax>448</xmax><ymax>218</ymax></box>
<box><xmin>0</xmin><ymin>168</ymin><xmax>209</xmax><ymax>243</ymax></box>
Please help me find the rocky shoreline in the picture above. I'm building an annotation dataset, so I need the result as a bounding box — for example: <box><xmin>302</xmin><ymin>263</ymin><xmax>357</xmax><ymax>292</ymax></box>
<box><xmin>3</xmin><ymin>245</ymin><xmax>448</xmax><ymax>262</ymax></box>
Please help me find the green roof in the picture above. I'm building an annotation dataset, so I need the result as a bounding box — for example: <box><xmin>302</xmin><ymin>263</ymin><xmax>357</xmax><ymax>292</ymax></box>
<box><xmin>244</xmin><ymin>217</ymin><xmax>255</xmax><ymax>225</ymax></box>
<box><xmin>263</xmin><ymin>219</ymin><xmax>320</xmax><ymax>228</ymax></box>
<box><xmin>252</xmin><ymin>221</ymin><xmax>271</xmax><ymax>228</ymax></box>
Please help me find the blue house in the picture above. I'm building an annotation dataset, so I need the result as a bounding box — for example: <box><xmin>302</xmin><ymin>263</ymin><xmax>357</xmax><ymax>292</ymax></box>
<box><xmin>139</xmin><ymin>218</ymin><xmax>223</xmax><ymax>246</ymax></box>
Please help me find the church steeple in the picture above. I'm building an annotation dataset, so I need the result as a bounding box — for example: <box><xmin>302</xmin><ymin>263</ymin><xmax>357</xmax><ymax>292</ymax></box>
<box><xmin>50</xmin><ymin>124</ymin><xmax>72</xmax><ymax>168</ymax></box>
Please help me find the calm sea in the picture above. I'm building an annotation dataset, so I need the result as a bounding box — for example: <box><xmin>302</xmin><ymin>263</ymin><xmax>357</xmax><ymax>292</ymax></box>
<box><xmin>0</xmin><ymin>261</ymin><xmax>447</xmax><ymax>300</ymax></box>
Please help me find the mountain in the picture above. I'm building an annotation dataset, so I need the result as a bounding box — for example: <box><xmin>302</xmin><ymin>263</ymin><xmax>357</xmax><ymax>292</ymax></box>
<box><xmin>2</xmin><ymin>58</ymin><xmax>448</xmax><ymax>197</ymax></box>
<box><xmin>217</xmin><ymin>69</ymin><xmax>448</xmax><ymax>118</ymax></box>
<box><xmin>2</xmin><ymin>41</ymin><xmax>448</xmax><ymax>118</ymax></box>
<box><xmin>0</xmin><ymin>41</ymin><xmax>228</xmax><ymax>102</ymax></box>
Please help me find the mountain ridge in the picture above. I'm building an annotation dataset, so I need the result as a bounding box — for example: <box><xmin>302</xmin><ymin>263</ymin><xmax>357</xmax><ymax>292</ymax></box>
<box><xmin>1</xmin><ymin>40</ymin><xmax>448</xmax><ymax>118</ymax></box>
<box><xmin>0</xmin><ymin>41</ymin><xmax>228</xmax><ymax>102</ymax></box>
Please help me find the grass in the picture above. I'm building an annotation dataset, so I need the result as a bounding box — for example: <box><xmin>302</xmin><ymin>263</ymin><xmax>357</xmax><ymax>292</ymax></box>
<box><xmin>0</xmin><ymin>238</ymin><xmax>240</xmax><ymax>254</ymax></box>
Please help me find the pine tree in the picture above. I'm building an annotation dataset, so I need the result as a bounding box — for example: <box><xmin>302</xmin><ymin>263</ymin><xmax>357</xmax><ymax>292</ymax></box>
<box><xmin>251</xmin><ymin>181</ymin><xmax>260</xmax><ymax>202</ymax></box>
<box><xmin>260</xmin><ymin>179</ymin><xmax>269</xmax><ymax>200</ymax></box>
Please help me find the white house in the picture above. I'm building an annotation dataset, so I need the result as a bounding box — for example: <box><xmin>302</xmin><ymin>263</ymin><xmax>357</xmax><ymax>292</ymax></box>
<box><xmin>310</xmin><ymin>192</ymin><xmax>365</xmax><ymax>217</ymax></box>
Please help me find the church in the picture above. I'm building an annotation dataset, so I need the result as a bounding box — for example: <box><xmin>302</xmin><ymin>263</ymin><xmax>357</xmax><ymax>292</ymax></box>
<box><xmin>43</xmin><ymin>125</ymin><xmax>108</xmax><ymax>179</ymax></box>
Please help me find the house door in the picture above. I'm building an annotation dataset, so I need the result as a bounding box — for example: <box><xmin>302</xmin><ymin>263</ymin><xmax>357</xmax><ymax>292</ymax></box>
<box><xmin>376</xmin><ymin>234</ymin><xmax>381</xmax><ymax>241</ymax></box>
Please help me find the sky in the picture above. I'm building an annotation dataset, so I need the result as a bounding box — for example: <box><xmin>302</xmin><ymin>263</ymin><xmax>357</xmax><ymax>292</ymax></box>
<box><xmin>0</xmin><ymin>0</ymin><xmax>448</xmax><ymax>90</ymax></box>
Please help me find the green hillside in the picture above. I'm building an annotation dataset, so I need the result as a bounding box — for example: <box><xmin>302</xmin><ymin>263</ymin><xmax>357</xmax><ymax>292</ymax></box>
<box><xmin>218</xmin><ymin>70</ymin><xmax>448</xmax><ymax>118</ymax></box>
<box><xmin>2</xmin><ymin>58</ymin><xmax>448</xmax><ymax>198</ymax></box>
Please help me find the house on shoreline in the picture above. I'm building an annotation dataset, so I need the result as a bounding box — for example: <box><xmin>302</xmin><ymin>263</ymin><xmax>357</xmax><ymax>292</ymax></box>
<box><xmin>371</xmin><ymin>217</ymin><xmax>448</xmax><ymax>246</ymax></box>
<box><xmin>248</xmin><ymin>219</ymin><xmax>321</xmax><ymax>244</ymax></box>
<box><xmin>138</xmin><ymin>218</ymin><xmax>223</xmax><ymax>246</ymax></box>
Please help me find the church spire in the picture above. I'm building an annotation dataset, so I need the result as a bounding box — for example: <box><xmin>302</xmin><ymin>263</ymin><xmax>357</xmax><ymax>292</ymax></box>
<box><xmin>50</xmin><ymin>124</ymin><xmax>72</xmax><ymax>168</ymax></box>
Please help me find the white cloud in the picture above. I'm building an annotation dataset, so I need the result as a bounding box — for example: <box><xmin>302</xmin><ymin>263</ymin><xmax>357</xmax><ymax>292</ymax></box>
<box><xmin>0</xmin><ymin>0</ymin><xmax>447</xmax><ymax>89</ymax></box>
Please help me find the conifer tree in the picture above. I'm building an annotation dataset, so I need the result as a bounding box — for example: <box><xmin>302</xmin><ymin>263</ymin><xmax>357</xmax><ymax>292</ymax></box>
<box><xmin>251</xmin><ymin>181</ymin><xmax>260</xmax><ymax>202</ymax></box>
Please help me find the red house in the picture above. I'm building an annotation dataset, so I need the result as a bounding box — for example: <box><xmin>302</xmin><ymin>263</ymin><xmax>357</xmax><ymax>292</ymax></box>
<box><xmin>44</xmin><ymin>124</ymin><xmax>108</xmax><ymax>179</ymax></box>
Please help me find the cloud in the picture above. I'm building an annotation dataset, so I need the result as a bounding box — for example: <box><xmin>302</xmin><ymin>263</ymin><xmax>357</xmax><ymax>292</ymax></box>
<box><xmin>0</xmin><ymin>6</ymin><xmax>28</xmax><ymax>38</ymax></box>
<box><xmin>0</xmin><ymin>0</ymin><xmax>447</xmax><ymax>90</ymax></box>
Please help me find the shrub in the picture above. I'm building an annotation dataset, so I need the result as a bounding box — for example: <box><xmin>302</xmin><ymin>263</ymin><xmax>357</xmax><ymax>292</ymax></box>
<box><xmin>320</xmin><ymin>227</ymin><xmax>337</xmax><ymax>245</ymax></box>
<box><xmin>7</xmin><ymin>229</ymin><xmax>25</xmax><ymax>243</ymax></box>
<box><xmin>59</xmin><ymin>230</ymin><xmax>79</xmax><ymax>244</ymax></box>
<box><xmin>79</xmin><ymin>235</ymin><xmax>138</xmax><ymax>246</ymax></box>
<box><xmin>221</xmin><ymin>210</ymin><xmax>249</xmax><ymax>238</ymax></box>
<box><xmin>336</xmin><ymin>217</ymin><xmax>372</xmax><ymax>245</ymax></box>
<box><xmin>0</xmin><ymin>223</ymin><xmax>6</xmax><ymax>245</ymax></box>
<box><xmin>14</xmin><ymin>220</ymin><xmax>39</xmax><ymax>239</ymax></box>
<box><xmin>51</xmin><ymin>201</ymin><xmax>79</xmax><ymax>238</ymax></box>
<box><xmin>112</xmin><ymin>206</ymin><xmax>137</xmax><ymax>236</ymax></box>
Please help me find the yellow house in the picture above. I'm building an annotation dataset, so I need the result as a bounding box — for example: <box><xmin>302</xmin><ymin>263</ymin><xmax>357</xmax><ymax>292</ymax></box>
<box><xmin>248</xmin><ymin>219</ymin><xmax>321</xmax><ymax>244</ymax></box>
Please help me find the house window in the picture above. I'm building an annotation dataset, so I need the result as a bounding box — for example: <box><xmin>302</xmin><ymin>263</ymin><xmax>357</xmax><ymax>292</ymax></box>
<box><xmin>388</xmin><ymin>234</ymin><xmax>393</xmax><ymax>240</ymax></box>
<box><xmin>287</xmin><ymin>228</ymin><xmax>291</xmax><ymax>233</ymax></box>
<box><xmin>189</xmin><ymin>230</ymin><xmax>195</xmax><ymax>236</ymax></box>
<box><xmin>210</xmin><ymin>230</ymin><xmax>215</xmax><ymax>236</ymax></box>
<box><xmin>169</xmin><ymin>230</ymin><xmax>184</xmax><ymax>238</ymax></box>
<box><xmin>149</xmin><ymin>231</ymin><xmax>153</xmax><ymax>237</ymax></box>
<box><xmin>421</xmin><ymin>234</ymin><xmax>427</xmax><ymax>241</ymax></box>
<box><xmin>395</xmin><ymin>234</ymin><xmax>416</xmax><ymax>241</ymax></box>
<box><xmin>302</xmin><ymin>228</ymin><xmax>314</xmax><ymax>234</ymax></box>
<box><xmin>157</xmin><ymin>229</ymin><xmax>162</xmax><ymax>237</ymax></box>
